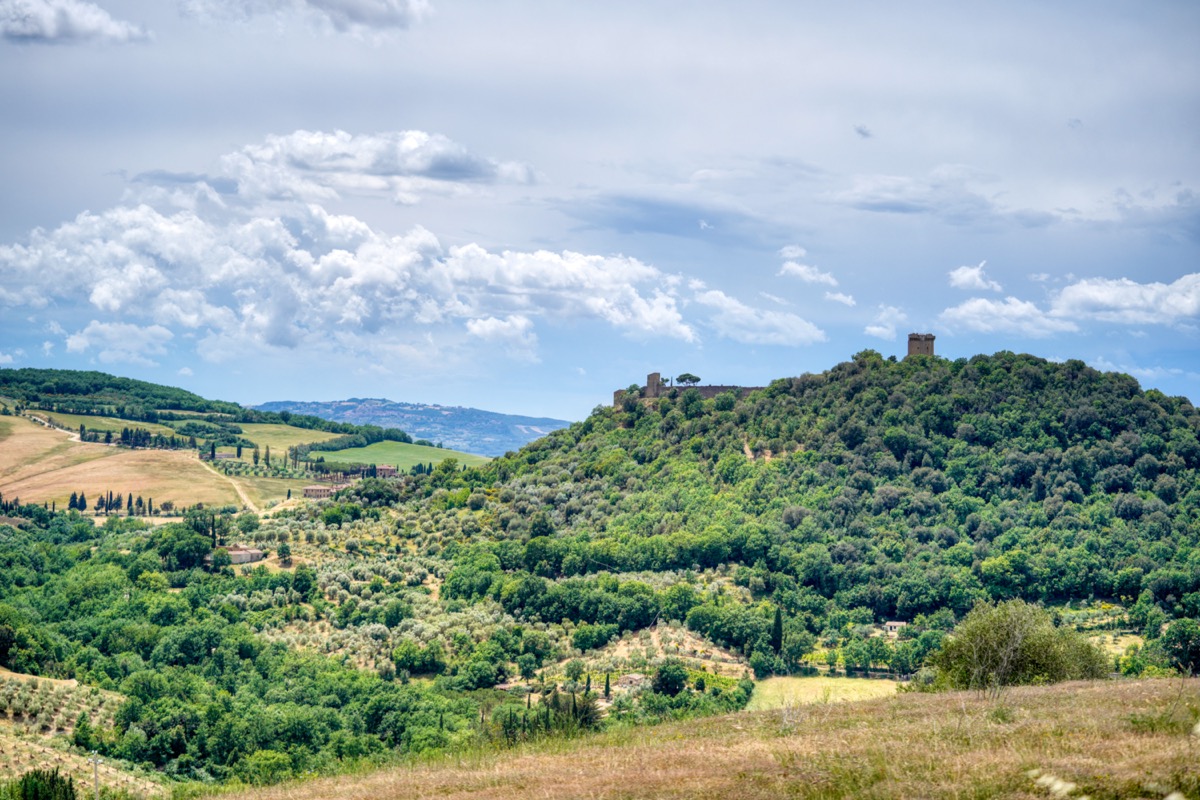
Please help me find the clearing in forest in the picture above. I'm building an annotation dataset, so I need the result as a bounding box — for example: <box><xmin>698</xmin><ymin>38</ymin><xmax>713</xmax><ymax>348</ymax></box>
<box><xmin>744</xmin><ymin>675</ymin><xmax>898</xmax><ymax>711</ymax></box>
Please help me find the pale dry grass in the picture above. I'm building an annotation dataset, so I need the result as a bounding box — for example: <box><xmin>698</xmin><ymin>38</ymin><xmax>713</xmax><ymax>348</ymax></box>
<box><xmin>27</xmin><ymin>410</ymin><xmax>177</xmax><ymax>437</ymax></box>
<box><xmin>0</xmin><ymin>419</ymin><xmax>239</xmax><ymax>508</ymax></box>
<box><xmin>744</xmin><ymin>675</ymin><xmax>898</xmax><ymax>711</ymax></box>
<box><xmin>0</xmin><ymin>417</ymin><xmax>114</xmax><ymax>488</ymax></box>
<box><xmin>220</xmin><ymin>679</ymin><xmax>1200</xmax><ymax>800</ymax></box>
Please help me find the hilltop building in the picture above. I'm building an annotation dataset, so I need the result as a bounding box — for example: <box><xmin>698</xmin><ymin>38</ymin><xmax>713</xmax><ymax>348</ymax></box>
<box><xmin>907</xmin><ymin>333</ymin><xmax>935</xmax><ymax>357</ymax></box>
<box><xmin>614</xmin><ymin>373</ymin><xmax>764</xmax><ymax>407</ymax></box>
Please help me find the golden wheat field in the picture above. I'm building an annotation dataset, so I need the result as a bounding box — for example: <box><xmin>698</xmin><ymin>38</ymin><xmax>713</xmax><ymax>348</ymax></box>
<box><xmin>0</xmin><ymin>416</ymin><xmax>238</xmax><ymax>508</ymax></box>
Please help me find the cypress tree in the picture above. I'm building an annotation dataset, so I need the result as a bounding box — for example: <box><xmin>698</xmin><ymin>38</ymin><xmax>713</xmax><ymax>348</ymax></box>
<box><xmin>771</xmin><ymin>606</ymin><xmax>784</xmax><ymax>655</ymax></box>
<box><xmin>604</xmin><ymin>673</ymin><xmax>611</xmax><ymax>699</ymax></box>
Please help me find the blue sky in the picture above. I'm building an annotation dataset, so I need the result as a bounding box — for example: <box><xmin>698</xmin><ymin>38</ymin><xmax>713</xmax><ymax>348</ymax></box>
<box><xmin>1</xmin><ymin>0</ymin><xmax>1197</xmax><ymax>420</ymax></box>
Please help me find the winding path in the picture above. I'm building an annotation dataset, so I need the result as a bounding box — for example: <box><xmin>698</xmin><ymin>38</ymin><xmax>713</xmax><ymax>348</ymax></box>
<box><xmin>198</xmin><ymin>460</ymin><xmax>260</xmax><ymax>513</ymax></box>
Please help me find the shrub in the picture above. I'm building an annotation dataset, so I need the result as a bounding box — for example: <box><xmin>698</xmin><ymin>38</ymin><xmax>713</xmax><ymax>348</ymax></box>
<box><xmin>2</xmin><ymin>768</ymin><xmax>77</xmax><ymax>800</ymax></box>
<box><xmin>929</xmin><ymin>600</ymin><xmax>1108</xmax><ymax>695</ymax></box>
<box><xmin>651</xmin><ymin>658</ymin><xmax>688</xmax><ymax>697</ymax></box>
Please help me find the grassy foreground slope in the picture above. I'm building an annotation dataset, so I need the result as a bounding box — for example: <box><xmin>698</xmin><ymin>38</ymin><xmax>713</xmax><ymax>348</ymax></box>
<box><xmin>225</xmin><ymin>679</ymin><xmax>1199</xmax><ymax>800</ymax></box>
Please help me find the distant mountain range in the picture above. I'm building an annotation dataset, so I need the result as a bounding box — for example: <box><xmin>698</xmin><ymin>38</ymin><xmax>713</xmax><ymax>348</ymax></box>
<box><xmin>253</xmin><ymin>398</ymin><xmax>572</xmax><ymax>457</ymax></box>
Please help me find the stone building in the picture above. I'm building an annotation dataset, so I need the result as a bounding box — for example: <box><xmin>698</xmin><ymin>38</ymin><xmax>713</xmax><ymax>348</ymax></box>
<box><xmin>907</xmin><ymin>333</ymin><xmax>935</xmax><ymax>357</ymax></box>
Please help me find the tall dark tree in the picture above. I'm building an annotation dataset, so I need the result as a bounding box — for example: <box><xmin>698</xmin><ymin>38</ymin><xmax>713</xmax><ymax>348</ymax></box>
<box><xmin>771</xmin><ymin>606</ymin><xmax>784</xmax><ymax>655</ymax></box>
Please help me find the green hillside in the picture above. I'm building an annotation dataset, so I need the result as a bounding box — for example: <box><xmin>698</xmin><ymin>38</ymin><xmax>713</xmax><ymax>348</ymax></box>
<box><xmin>1</xmin><ymin>350</ymin><xmax>1198</xmax><ymax>794</ymax></box>
<box><xmin>320</xmin><ymin>440</ymin><xmax>491</xmax><ymax>470</ymax></box>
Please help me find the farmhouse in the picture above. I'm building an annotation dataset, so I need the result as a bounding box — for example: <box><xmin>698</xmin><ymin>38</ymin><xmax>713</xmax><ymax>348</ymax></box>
<box><xmin>884</xmin><ymin>620</ymin><xmax>908</xmax><ymax>637</ymax></box>
<box><xmin>375</xmin><ymin>464</ymin><xmax>398</xmax><ymax>478</ymax></box>
<box><xmin>205</xmin><ymin>546</ymin><xmax>265</xmax><ymax>566</ymax></box>
<box><xmin>303</xmin><ymin>485</ymin><xmax>335</xmax><ymax>499</ymax></box>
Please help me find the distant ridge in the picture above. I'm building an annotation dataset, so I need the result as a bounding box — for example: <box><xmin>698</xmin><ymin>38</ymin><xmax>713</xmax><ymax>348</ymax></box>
<box><xmin>253</xmin><ymin>397</ymin><xmax>571</xmax><ymax>457</ymax></box>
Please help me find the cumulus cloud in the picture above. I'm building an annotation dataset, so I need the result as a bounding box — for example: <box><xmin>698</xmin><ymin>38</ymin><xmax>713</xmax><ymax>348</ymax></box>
<box><xmin>939</xmin><ymin>297</ymin><xmax>1078</xmax><ymax>337</ymax></box>
<box><xmin>949</xmin><ymin>260</ymin><xmax>1002</xmax><ymax>292</ymax></box>
<box><xmin>1051</xmin><ymin>274</ymin><xmax>1200</xmax><ymax>325</ymax></box>
<box><xmin>779</xmin><ymin>260</ymin><xmax>838</xmax><ymax>286</ymax></box>
<box><xmin>0</xmin><ymin>190</ymin><xmax>694</xmax><ymax>366</ymax></box>
<box><xmin>825</xmin><ymin>291</ymin><xmax>855</xmax><ymax>307</ymax></box>
<box><xmin>65</xmin><ymin>320</ymin><xmax>173</xmax><ymax>365</ymax></box>
<box><xmin>0</xmin><ymin>350</ymin><xmax>15</xmax><ymax>364</ymax></box>
<box><xmin>466</xmin><ymin>314</ymin><xmax>539</xmax><ymax>362</ymax></box>
<box><xmin>180</xmin><ymin>0</ymin><xmax>429</xmax><ymax>33</ymax></box>
<box><xmin>1</xmin><ymin>0</ymin><xmax>148</xmax><ymax>44</ymax></box>
<box><xmin>693</xmin><ymin>289</ymin><xmax>825</xmax><ymax>346</ymax></box>
<box><xmin>864</xmin><ymin>305</ymin><xmax>907</xmax><ymax>340</ymax></box>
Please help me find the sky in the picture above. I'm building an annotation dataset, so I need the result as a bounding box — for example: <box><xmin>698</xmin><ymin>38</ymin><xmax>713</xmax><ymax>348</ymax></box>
<box><xmin>0</xmin><ymin>0</ymin><xmax>1197</xmax><ymax>421</ymax></box>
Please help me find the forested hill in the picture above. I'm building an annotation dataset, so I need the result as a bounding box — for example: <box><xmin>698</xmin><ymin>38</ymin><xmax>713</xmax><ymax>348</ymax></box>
<box><xmin>0</xmin><ymin>368</ymin><xmax>241</xmax><ymax>416</ymax></box>
<box><xmin>440</xmin><ymin>350</ymin><xmax>1199</xmax><ymax>627</ymax></box>
<box><xmin>254</xmin><ymin>398</ymin><xmax>571</xmax><ymax>456</ymax></box>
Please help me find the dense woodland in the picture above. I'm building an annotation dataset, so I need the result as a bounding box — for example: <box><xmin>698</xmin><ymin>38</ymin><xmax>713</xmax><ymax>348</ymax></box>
<box><xmin>0</xmin><ymin>369</ymin><xmax>413</xmax><ymax>449</ymax></box>
<box><xmin>1</xmin><ymin>351</ymin><xmax>1198</xmax><ymax>788</ymax></box>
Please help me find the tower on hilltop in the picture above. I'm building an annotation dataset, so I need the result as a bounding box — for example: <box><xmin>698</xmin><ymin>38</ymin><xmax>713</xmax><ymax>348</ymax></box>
<box><xmin>907</xmin><ymin>333</ymin><xmax>935</xmax><ymax>357</ymax></box>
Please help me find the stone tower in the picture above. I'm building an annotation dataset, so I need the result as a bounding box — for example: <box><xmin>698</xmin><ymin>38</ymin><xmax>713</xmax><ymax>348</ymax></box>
<box><xmin>907</xmin><ymin>333</ymin><xmax>935</xmax><ymax>357</ymax></box>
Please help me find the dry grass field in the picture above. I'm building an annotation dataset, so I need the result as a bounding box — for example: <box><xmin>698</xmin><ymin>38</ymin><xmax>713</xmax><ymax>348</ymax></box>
<box><xmin>221</xmin><ymin>678</ymin><xmax>1200</xmax><ymax>800</ymax></box>
<box><xmin>26</xmin><ymin>410</ymin><xmax>176</xmax><ymax>437</ymax></box>
<box><xmin>744</xmin><ymin>675</ymin><xmax>898</xmax><ymax>712</ymax></box>
<box><xmin>0</xmin><ymin>415</ymin><xmax>237</xmax><ymax>508</ymax></box>
<box><xmin>0</xmin><ymin>416</ymin><xmax>316</xmax><ymax>511</ymax></box>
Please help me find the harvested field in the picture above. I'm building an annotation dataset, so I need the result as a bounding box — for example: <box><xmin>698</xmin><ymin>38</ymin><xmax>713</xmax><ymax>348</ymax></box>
<box><xmin>221</xmin><ymin>678</ymin><xmax>1200</xmax><ymax>800</ymax></box>
<box><xmin>744</xmin><ymin>675</ymin><xmax>898</xmax><ymax>711</ymax></box>
<box><xmin>0</xmin><ymin>417</ymin><xmax>238</xmax><ymax>508</ymax></box>
<box><xmin>26</xmin><ymin>410</ymin><xmax>176</xmax><ymax>437</ymax></box>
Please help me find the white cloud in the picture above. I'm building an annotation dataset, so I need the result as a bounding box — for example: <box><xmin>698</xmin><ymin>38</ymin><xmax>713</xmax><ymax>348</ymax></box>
<box><xmin>864</xmin><ymin>305</ymin><xmax>907</xmax><ymax>340</ymax></box>
<box><xmin>779</xmin><ymin>260</ymin><xmax>838</xmax><ymax>286</ymax></box>
<box><xmin>177</xmin><ymin>366</ymin><xmax>193</xmax><ymax>376</ymax></box>
<box><xmin>836</xmin><ymin>165</ymin><xmax>1057</xmax><ymax>228</ymax></box>
<box><xmin>825</xmin><ymin>291</ymin><xmax>855</xmax><ymax>307</ymax></box>
<box><xmin>778</xmin><ymin>245</ymin><xmax>806</xmax><ymax>260</ymax></box>
<box><xmin>65</xmin><ymin>320</ymin><xmax>174</xmax><ymax>365</ymax></box>
<box><xmin>0</xmin><ymin>351</ymin><xmax>14</xmax><ymax>364</ymax></box>
<box><xmin>179</xmin><ymin>0</ymin><xmax>429</xmax><ymax>33</ymax></box>
<box><xmin>1</xmin><ymin>0</ymin><xmax>148</xmax><ymax>43</ymax></box>
<box><xmin>939</xmin><ymin>297</ymin><xmax>1078</xmax><ymax>337</ymax></box>
<box><xmin>948</xmin><ymin>260</ymin><xmax>1002</xmax><ymax>292</ymax></box>
<box><xmin>466</xmin><ymin>314</ymin><xmax>539</xmax><ymax>362</ymax></box>
<box><xmin>1050</xmin><ymin>274</ymin><xmax>1200</xmax><ymax>325</ymax></box>
<box><xmin>214</xmin><ymin>129</ymin><xmax>534</xmax><ymax>204</ymax></box>
<box><xmin>693</xmin><ymin>289</ymin><xmax>825</xmax><ymax>346</ymax></box>
<box><xmin>0</xmin><ymin>173</ymin><xmax>696</xmax><ymax>366</ymax></box>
